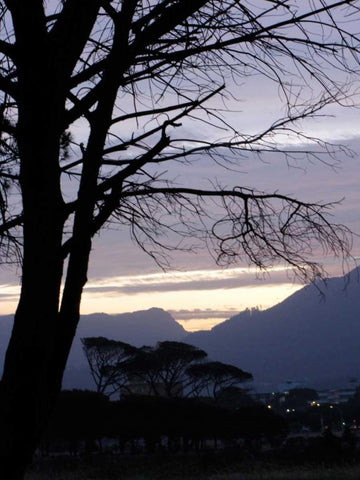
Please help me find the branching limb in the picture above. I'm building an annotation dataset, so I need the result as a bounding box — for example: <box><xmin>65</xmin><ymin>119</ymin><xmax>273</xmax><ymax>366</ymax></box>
<box><xmin>112</xmin><ymin>185</ymin><xmax>353</xmax><ymax>281</ymax></box>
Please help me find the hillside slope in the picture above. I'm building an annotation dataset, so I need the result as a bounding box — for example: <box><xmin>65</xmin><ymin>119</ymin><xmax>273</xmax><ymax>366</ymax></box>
<box><xmin>185</xmin><ymin>269</ymin><xmax>360</xmax><ymax>389</ymax></box>
<box><xmin>0</xmin><ymin>308</ymin><xmax>187</xmax><ymax>390</ymax></box>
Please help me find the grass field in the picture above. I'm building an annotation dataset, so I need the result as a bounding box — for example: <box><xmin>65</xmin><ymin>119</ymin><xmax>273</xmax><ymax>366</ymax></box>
<box><xmin>211</xmin><ymin>465</ymin><xmax>360</xmax><ymax>480</ymax></box>
<box><xmin>25</xmin><ymin>456</ymin><xmax>360</xmax><ymax>480</ymax></box>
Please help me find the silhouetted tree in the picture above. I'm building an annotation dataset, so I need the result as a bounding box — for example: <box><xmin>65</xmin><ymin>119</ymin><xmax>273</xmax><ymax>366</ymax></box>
<box><xmin>214</xmin><ymin>386</ymin><xmax>256</xmax><ymax>409</ymax></box>
<box><xmin>106</xmin><ymin>396</ymin><xmax>287</xmax><ymax>453</ymax></box>
<box><xmin>232</xmin><ymin>405</ymin><xmax>289</xmax><ymax>450</ymax></box>
<box><xmin>187</xmin><ymin>361</ymin><xmax>253</xmax><ymax>398</ymax></box>
<box><xmin>81</xmin><ymin>337</ymin><xmax>138</xmax><ymax>396</ymax></box>
<box><xmin>0</xmin><ymin>2</ymin><xmax>357</xmax><ymax>477</ymax></box>
<box><xmin>43</xmin><ymin>389</ymin><xmax>109</xmax><ymax>455</ymax></box>
<box><xmin>123</xmin><ymin>341</ymin><xmax>207</xmax><ymax>397</ymax></box>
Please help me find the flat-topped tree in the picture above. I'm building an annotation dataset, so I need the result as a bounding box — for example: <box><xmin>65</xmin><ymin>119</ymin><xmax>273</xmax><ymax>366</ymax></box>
<box><xmin>187</xmin><ymin>361</ymin><xmax>253</xmax><ymax>399</ymax></box>
<box><xmin>152</xmin><ymin>341</ymin><xmax>208</xmax><ymax>397</ymax></box>
<box><xmin>81</xmin><ymin>337</ymin><xmax>138</xmax><ymax>396</ymax></box>
<box><xmin>122</xmin><ymin>341</ymin><xmax>208</xmax><ymax>397</ymax></box>
<box><xmin>0</xmin><ymin>1</ymin><xmax>357</xmax><ymax>477</ymax></box>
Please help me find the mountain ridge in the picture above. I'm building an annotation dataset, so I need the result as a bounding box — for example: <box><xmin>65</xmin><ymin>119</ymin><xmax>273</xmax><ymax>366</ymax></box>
<box><xmin>0</xmin><ymin>307</ymin><xmax>187</xmax><ymax>389</ymax></box>
<box><xmin>184</xmin><ymin>268</ymin><xmax>360</xmax><ymax>389</ymax></box>
<box><xmin>0</xmin><ymin>268</ymin><xmax>359</xmax><ymax>391</ymax></box>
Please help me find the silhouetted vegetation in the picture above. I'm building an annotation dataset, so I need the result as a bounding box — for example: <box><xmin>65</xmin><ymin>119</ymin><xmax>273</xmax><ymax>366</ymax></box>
<box><xmin>187</xmin><ymin>361</ymin><xmax>253</xmax><ymax>399</ymax></box>
<box><xmin>41</xmin><ymin>389</ymin><xmax>287</xmax><ymax>457</ymax></box>
<box><xmin>119</xmin><ymin>341</ymin><xmax>208</xmax><ymax>397</ymax></box>
<box><xmin>82</xmin><ymin>338</ymin><xmax>253</xmax><ymax>398</ymax></box>
<box><xmin>81</xmin><ymin>337</ymin><xmax>138</xmax><ymax>396</ymax></box>
<box><xmin>41</xmin><ymin>390</ymin><xmax>109</xmax><ymax>456</ymax></box>
<box><xmin>33</xmin><ymin>385</ymin><xmax>360</xmax><ymax>480</ymax></box>
<box><xmin>32</xmin><ymin>381</ymin><xmax>360</xmax><ymax>479</ymax></box>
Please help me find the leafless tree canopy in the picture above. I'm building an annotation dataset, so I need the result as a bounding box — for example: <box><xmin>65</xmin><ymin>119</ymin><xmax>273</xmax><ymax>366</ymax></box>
<box><xmin>0</xmin><ymin>0</ymin><xmax>358</xmax><ymax>280</ymax></box>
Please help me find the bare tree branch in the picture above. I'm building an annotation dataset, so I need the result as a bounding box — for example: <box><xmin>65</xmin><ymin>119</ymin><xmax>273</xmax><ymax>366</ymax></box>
<box><xmin>0</xmin><ymin>2</ymin><xmax>358</xmax><ymax>473</ymax></box>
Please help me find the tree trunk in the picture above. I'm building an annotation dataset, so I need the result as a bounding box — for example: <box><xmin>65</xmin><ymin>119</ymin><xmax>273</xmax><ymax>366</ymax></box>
<box><xmin>0</xmin><ymin>7</ymin><xmax>113</xmax><ymax>476</ymax></box>
<box><xmin>0</xmin><ymin>62</ymin><xmax>67</xmax><ymax>476</ymax></box>
<box><xmin>0</xmin><ymin>254</ymin><xmax>94</xmax><ymax>480</ymax></box>
<box><xmin>0</xmin><ymin>149</ymin><xmax>64</xmax><ymax>478</ymax></box>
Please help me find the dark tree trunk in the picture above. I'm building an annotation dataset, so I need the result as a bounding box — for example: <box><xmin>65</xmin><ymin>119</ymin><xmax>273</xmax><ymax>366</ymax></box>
<box><xmin>0</xmin><ymin>124</ymin><xmax>64</xmax><ymax>478</ymax></box>
<box><xmin>0</xmin><ymin>202</ymin><xmax>94</xmax><ymax>479</ymax></box>
<box><xmin>0</xmin><ymin>74</ymin><xmax>108</xmax><ymax>480</ymax></box>
<box><xmin>0</xmin><ymin>165</ymin><xmax>95</xmax><ymax>479</ymax></box>
<box><xmin>0</xmin><ymin>5</ymin><xmax>126</xmax><ymax>478</ymax></box>
<box><xmin>0</xmin><ymin>45</ymin><xmax>67</xmax><ymax>474</ymax></box>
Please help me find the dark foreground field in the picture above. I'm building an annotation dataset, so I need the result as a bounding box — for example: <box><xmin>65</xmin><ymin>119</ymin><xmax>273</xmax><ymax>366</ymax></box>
<box><xmin>24</xmin><ymin>453</ymin><xmax>360</xmax><ymax>480</ymax></box>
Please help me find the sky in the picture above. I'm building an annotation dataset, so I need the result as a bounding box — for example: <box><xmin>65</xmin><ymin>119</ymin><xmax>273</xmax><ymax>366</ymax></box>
<box><xmin>83</xmin><ymin>129</ymin><xmax>360</xmax><ymax>331</ymax></box>
<box><xmin>2</xmin><ymin>116</ymin><xmax>359</xmax><ymax>331</ymax></box>
<box><xmin>0</xmin><ymin>3</ymin><xmax>359</xmax><ymax>332</ymax></box>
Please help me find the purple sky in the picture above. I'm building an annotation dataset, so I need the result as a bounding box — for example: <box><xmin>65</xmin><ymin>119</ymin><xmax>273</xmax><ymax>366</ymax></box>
<box><xmin>2</xmin><ymin>93</ymin><xmax>360</xmax><ymax>330</ymax></box>
<box><xmin>0</xmin><ymin>2</ymin><xmax>359</xmax><ymax>330</ymax></box>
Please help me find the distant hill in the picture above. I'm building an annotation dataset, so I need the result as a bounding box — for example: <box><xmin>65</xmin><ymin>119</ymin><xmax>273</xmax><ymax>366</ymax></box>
<box><xmin>1</xmin><ymin>269</ymin><xmax>359</xmax><ymax>392</ymax></box>
<box><xmin>0</xmin><ymin>308</ymin><xmax>187</xmax><ymax>390</ymax></box>
<box><xmin>185</xmin><ymin>268</ymin><xmax>360</xmax><ymax>390</ymax></box>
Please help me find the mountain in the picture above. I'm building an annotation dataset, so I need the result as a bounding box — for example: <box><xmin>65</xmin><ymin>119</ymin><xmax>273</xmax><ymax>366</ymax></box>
<box><xmin>185</xmin><ymin>268</ymin><xmax>360</xmax><ymax>390</ymax></box>
<box><xmin>1</xmin><ymin>269</ymin><xmax>359</xmax><ymax>392</ymax></box>
<box><xmin>75</xmin><ymin>307</ymin><xmax>186</xmax><ymax>347</ymax></box>
<box><xmin>0</xmin><ymin>308</ymin><xmax>187</xmax><ymax>390</ymax></box>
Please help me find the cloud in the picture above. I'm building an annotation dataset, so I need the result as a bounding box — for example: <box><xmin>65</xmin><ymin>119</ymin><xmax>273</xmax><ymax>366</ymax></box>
<box><xmin>0</xmin><ymin>293</ymin><xmax>18</xmax><ymax>301</ymax></box>
<box><xmin>168</xmin><ymin>308</ymin><xmax>239</xmax><ymax>321</ymax></box>
<box><xmin>84</xmin><ymin>266</ymin><xmax>298</xmax><ymax>296</ymax></box>
<box><xmin>0</xmin><ymin>284</ymin><xmax>20</xmax><ymax>300</ymax></box>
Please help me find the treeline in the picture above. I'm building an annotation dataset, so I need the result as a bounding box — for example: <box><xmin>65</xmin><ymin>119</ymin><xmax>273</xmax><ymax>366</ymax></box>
<box><xmin>41</xmin><ymin>390</ymin><xmax>288</xmax><ymax>455</ymax></box>
<box><xmin>81</xmin><ymin>338</ymin><xmax>253</xmax><ymax>398</ymax></box>
<box><xmin>38</xmin><ymin>337</ymin><xmax>289</xmax><ymax>455</ymax></box>
<box><xmin>40</xmin><ymin>336</ymin><xmax>360</xmax><ymax>458</ymax></box>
